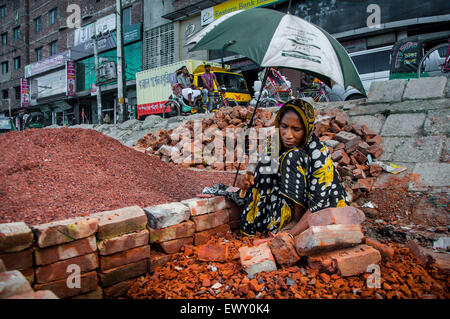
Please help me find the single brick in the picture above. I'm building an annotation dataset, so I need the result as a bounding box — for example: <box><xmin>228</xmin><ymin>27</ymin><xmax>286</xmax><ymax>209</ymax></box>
<box><xmin>0</xmin><ymin>222</ymin><xmax>33</xmax><ymax>253</ymax></box>
<box><xmin>100</xmin><ymin>245</ymin><xmax>150</xmax><ymax>271</ymax></box>
<box><xmin>103</xmin><ymin>279</ymin><xmax>135</xmax><ymax>298</ymax></box>
<box><xmin>308</xmin><ymin>206</ymin><xmax>366</xmax><ymax>227</ymax></box>
<box><xmin>90</xmin><ymin>206</ymin><xmax>147</xmax><ymax>240</ymax></box>
<box><xmin>210</xmin><ymin>196</ymin><xmax>229</xmax><ymax>211</ymax></box>
<box><xmin>32</xmin><ymin>217</ymin><xmax>98</xmax><ymax>248</ymax></box>
<box><xmin>0</xmin><ymin>248</ymin><xmax>33</xmax><ymax>271</ymax></box>
<box><xmin>7</xmin><ymin>290</ymin><xmax>58</xmax><ymax>299</ymax></box>
<box><xmin>308</xmin><ymin>244</ymin><xmax>381</xmax><ymax>276</ymax></box>
<box><xmin>197</xmin><ymin>244</ymin><xmax>228</xmax><ymax>262</ymax></box>
<box><xmin>157</xmin><ymin>237</ymin><xmax>193</xmax><ymax>254</ymax></box>
<box><xmin>34</xmin><ymin>236</ymin><xmax>97</xmax><ymax>266</ymax></box>
<box><xmin>148</xmin><ymin>251</ymin><xmax>173</xmax><ymax>273</ymax></box>
<box><xmin>239</xmin><ymin>243</ymin><xmax>277</xmax><ymax>278</ymax></box>
<box><xmin>368</xmin><ymin>144</ymin><xmax>383</xmax><ymax>158</ymax></box>
<box><xmin>365</xmin><ymin>238</ymin><xmax>394</xmax><ymax>261</ymax></box>
<box><xmin>336</xmin><ymin>131</ymin><xmax>359</xmax><ymax>144</ymax></box>
<box><xmin>295</xmin><ymin>224</ymin><xmax>364</xmax><ymax>256</ymax></box>
<box><xmin>98</xmin><ymin>259</ymin><xmax>148</xmax><ymax>287</ymax></box>
<box><xmin>35</xmin><ymin>253</ymin><xmax>98</xmax><ymax>284</ymax></box>
<box><xmin>97</xmin><ymin>229</ymin><xmax>149</xmax><ymax>256</ymax></box>
<box><xmin>194</xmin><ymin>224</ymin><xmax>230</xmax><ymax>246</ymax></box>
<box><xmin>70</xmin><ymin>286</ymin><xmax>103</xmax><ymax>299</ymax></box>
<box><xmin>144</xmin><ymin>202</ymin><xmax>190</xmax><ymax>229</ymax></box>
<box><xmin>0</xmin><ymin>270</ymin><xmax>33</xmax><ymax>298</ymax></box>
<box><xmin>181</xmin><ymin>198</ymin><xmax>210</xmax><ymax>216</ymax></box>
<box><xmin>19</xmin><ymin>268</ymin><xmax>35</xmax><ymax>285</ymax></box>
<box><xmin>148</xmin><ymin>221</ymin><xmax>195</xmax><ymax>243</ymax></box>
<box><xmin>267</xmin><ymin>233</ymin><xmax>301</xmax><ymax>267</ymax></box>
<box><xmin>34</xmin><ymin>271</ymin><xmax>98</xmax><ymax>299</ymax></box>
<box><xmin>192</xmin><ymin>210</ymin><xmax>229</xmax><ymax>232</ymax></box>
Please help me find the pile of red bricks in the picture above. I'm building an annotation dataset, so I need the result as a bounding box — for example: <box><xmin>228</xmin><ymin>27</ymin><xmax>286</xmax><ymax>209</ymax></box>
<box><xmin>238</xmin><ymin>207</ymin><xmax>394</xmax><ymax>279</ymax></box>
<box><xmin>136</xmin><ymin>106</ymin><xmax>275</xmax><ymax>171</ymax></box>
<box><xmin>314</xmin><ymin>109</ymin><xmax>384</xmax><ymax>194</ymax></box>
<box><xmin>147</xmin><ymin>196</ymin><xmax>243</xmax><ymax>272</ymax></box>
<box><xmin>0</xmin><ymin>195</ymin><xmax>243</xmax><ymax>299</ymax></box>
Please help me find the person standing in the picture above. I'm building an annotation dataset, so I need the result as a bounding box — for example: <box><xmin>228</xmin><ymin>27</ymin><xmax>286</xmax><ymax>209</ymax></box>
<box><xmin>201</xmin><ymin>64</ymin><xmax>219</xmax><ymax>112</ymax></box>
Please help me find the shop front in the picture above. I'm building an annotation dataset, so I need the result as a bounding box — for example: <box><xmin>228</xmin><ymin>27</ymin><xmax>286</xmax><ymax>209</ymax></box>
<box><xmin>72</xmin><ymin>23</ymin><xmax>142</xmax><ymax>124</ymax></box>
<box><xmin>23</xmin><ymin>51</ymin><xmax>77</xmax><ymax>128</ymax></box>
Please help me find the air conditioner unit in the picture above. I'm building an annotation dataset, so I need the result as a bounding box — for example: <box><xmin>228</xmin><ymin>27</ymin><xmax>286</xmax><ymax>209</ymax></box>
<box><xmin>98</xmin><ymin>61</ymin><xmax>116</xmax><ymax>81</ymax></box>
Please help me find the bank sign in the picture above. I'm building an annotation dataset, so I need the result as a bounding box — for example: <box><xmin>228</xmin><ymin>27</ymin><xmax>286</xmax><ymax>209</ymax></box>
<box><xmin>201</xmin><ymin>0</ymin><xmax>284</xmax><ymax>25</ymax></box>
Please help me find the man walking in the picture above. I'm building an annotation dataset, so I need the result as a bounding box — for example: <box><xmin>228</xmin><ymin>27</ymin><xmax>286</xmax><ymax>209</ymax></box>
<box><xmin>201</xmin><ymin>64</ymin><xmax>219</xmax><ymax>113</ymax></box>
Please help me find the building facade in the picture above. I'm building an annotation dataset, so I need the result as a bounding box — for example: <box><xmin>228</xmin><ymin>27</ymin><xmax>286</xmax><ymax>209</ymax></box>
<box><xmin>147</xmin><ymin>0</ymin><xmax>450</xmax><ymax>96</ymax></box>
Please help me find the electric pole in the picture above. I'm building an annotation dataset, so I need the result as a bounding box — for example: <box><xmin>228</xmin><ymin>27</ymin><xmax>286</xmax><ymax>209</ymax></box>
<box><xmin>93</xmin><ymin>21</ymin><xmax>103</xmax><ymax>125</ymax></box>
<box><xmin>116</xmin><ymin>0</ymin><xmax>127</xmax><ymax>123</ymax></box>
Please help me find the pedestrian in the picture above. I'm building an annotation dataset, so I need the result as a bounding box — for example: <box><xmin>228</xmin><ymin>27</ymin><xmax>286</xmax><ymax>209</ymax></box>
<box><xmin>103</xmin><ymin>113</ymin><xmax>111</xmax><ymax>124</ymax></box>
<box><xmin>235</xmin><ymin>99</ymin><xmax>349</xmax><ymax>237</ymax></box>
<box><xmin>201</xmin><ymin>64</ymin><xmax>220</xmax><ymax>113</ymax></box>
<box><xmin>176</xmin><ymin>66</ymin><xmax>201</xmax><ymax>106</ymax></box>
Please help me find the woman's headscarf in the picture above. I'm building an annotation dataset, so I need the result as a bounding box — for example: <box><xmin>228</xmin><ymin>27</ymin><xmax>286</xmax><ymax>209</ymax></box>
<box><xmin>274</xmin><ymin>99</ymin><xmax>316</xmax><ymax>149</ymax></box>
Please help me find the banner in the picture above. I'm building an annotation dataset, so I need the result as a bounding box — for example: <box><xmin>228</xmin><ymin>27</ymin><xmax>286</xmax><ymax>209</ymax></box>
<box><xmin>25</xmin><ymin>50</ymin><xmax>71</xmax><ymax>78</ymax></box>
<box><xmin>66</xmin><ymin>61</ymin><xmax>76</xmax><ymax>97</ymax></box>
<box><xmin>71</xmin><ymin>23</ymin><xmax>141</xmax><ymax>61</ymax></box>
<box><xmin>201</xmin><ymin>0</ymin><xmax>283</xmax><ymax>26</ymax></box>
<box><xmin>20</xmin><ymin>78</ymin><xmax>30</xmax><ymax>108</ymax></box>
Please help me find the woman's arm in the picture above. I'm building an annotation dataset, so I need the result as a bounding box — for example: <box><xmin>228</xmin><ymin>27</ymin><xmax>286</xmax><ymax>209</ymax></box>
<box><xmin>285</xmin><ymin>206</ymin><xmax>312</xmax><ymax>237</ymax></box>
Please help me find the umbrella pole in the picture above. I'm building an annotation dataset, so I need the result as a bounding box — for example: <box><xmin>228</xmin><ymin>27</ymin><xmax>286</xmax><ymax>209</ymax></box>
<box><xmin>232</xmin><ymin>67</ymin><xmax>270</xmax><ymax>187</ymax></box>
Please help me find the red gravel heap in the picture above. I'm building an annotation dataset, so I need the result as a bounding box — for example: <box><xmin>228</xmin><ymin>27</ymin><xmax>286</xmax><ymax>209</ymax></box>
<box><xmin>0</xmin><ymin>128</ymin><xmax>234</xmax><ymax>225</ymax></box>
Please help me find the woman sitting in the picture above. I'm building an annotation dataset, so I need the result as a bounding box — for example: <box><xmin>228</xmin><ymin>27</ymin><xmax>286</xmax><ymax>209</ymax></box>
<box><xmin>236</xmin><ymin>99</ymin><xmax>350</xmax><ymax>237</ymax></box>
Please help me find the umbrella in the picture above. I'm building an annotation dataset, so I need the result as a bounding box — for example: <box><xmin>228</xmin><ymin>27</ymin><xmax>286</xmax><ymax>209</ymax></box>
<box><xmin>187</xmin><ymin>8</ymin><xmax>366</xmax><ymax>96</ymax></box>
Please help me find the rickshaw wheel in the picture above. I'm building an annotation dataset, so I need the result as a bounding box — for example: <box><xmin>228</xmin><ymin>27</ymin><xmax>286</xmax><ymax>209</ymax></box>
<box><xmin>261</xmin><ymin>98</ymin><xmax>277</xmax><ymax>108</ymax></box>
<box><xmin>224</xmin><ymin>98</ymin><xmax>239</xmax><ymax>107</ymax></box>
<box><xmin>163</xmin><ymin>100</ymin><xmax>180</xmax><ymax>118</ymax></box>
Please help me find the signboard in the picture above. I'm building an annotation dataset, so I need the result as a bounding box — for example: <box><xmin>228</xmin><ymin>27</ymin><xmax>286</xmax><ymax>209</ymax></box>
<box><xmin>74</xmin><ymin>23</ymin><xmax>94</xmax><ymax>46</ymax></box>
<box><xmin>71</xmin><ymin>23</ymin><xmax>141</xmax><ymax>61</ymax></box>
<box><xmin>25</xmin><ymin>51</ymin><xmax>71</xmax><ymax>78</ymax></box>
<box><xmin>66</xmin><ymin>61</ymin><xmax>76</xmax><ymax>97</ymax></box>
<box><xmin>74</xmin><ymin>14</ymin><xmax>117</xmax><ymax>46</ymax></box>
<box><xmin>96</xmin><ymin>14</ymin><xmax>116</xmax><ymax>36</ymax></box>
<box><xmin>20</xmin><ymin>78</ymin><xmax>30</xmax><ymax>108</ymax></box>
<box><xmin>201</xmin><ymin>0</ymin><xmax>282</xmax><ymax>26</ymax></box>
<box><xmin>35</xmin><ymin>69</ymin><xmax>67</xmax><ymax>99</ymax></box>
<box><xmin>90</xmin><ymin>84</ymin><xmax>98</xmax><ymax>96</ymax></box>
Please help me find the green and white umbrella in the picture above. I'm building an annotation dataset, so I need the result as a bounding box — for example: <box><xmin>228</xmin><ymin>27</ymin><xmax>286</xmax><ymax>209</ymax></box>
<box><xmin>187</xmin><ymin>8</ymin><xmax>366</xmax><ymax>96</ymax></box>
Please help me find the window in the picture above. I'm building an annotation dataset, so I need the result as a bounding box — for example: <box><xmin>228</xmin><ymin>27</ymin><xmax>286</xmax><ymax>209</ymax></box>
<box><xmin>35</xmin><ymin>47</ymin><xmax>43</xmax><ymax>61</ymax></box>
<box><xmin>144</xmin><ymin>23</ymin><xmax>174</xmax><ymax>69</ymax></box>
<box><xmin>0</xmin><ymin>5</ymin><xmax>6</xmax><ymax>18</ymax></box>
<box><xmin>1</xmin><ymin>61</ymin><xmax>8</xmax><ymax>74</ymax></box>
<box><xmin>15</xmin><ymin>86</ymin><xmax>20</xmax><ymax>100</ymax></box>
<box><xmin>351</xmin><ymin>49</ymin><xmax>392</xmax><ymax>74</ymax></box>
<box><xmin>34</xmin><ymin>16</ymin><xmax>42</xmax><ymax>32</ymax></box>
<box><xmin>1</xmin><ymin>33</ymin><xmax>7</xmax><ymax>46</ymax></box>
<box><xmin>2</xmin><ymin>89</ymin><xmax>8</xmax><ymax>99</ymax></box>
<box><xmin>13</xmin><ymin>27</ymin><xmax>20</xmax><ymax>40</ymax></box>
<box><xmin>14</xmin><ymin>56</ymin><xmax>20</xmax><ymax>69</ymax></box>
<box><xmin>49</xmin><ymin>41</ymin><xmax>57</xmax><ymax>56</ymax></box>
<box><xmin>49</xmin><ymin>8</ymin><xmax>58</xmax><ymax>25</ymax></box>
<box><xmin>123</xmin><ymin>7</ymin><xmax>131</xmax><ymax>26</ymax></box>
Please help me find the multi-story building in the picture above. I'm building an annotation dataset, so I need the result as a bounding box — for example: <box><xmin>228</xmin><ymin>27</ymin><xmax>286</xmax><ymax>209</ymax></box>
<box><xmin>0</xmin><ymin>0</ymin><xmax>144</xmax><ymax>128</ymax></box>
<box><xmin>0</xmin><ymin>0</ymin><xmax>30</xmax><ymax>128</ymax></box>
<box><xmin>149</xmin><ymin>0</ymin><xmax>450</xmax><ymax>96</ymax></box>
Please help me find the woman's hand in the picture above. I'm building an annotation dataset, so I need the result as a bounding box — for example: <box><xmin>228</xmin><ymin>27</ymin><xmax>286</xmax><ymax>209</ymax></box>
<box><xmin>236</xmin><ymin>172</ymin><xmax>254</xmax><ymax>195</ymax></box>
